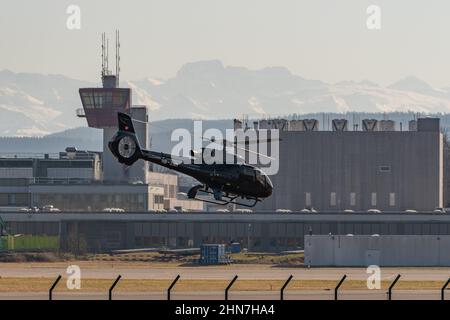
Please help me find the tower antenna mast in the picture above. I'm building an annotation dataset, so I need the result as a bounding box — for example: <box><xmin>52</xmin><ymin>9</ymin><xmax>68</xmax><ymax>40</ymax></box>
<box><xmin>106</xmin><ymin>37</ymin><xmax>110</xmax><ymax>74</ymax></box>
<box><xmin>116</xmin><ymin>29</ymin><xmax>120</xmax><ymax>85</ymax></box>
<box><xmin>101</xmin><ymin>32</ymin><xmax>105</xmax><ymax>78</ymax></box>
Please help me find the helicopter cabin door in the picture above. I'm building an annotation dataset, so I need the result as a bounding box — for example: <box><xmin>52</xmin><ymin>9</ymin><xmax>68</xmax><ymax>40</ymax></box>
<box><xmin>240</xmin><ymin>166</ymin><xmax>255</xmax><ymax>188</ymax></box>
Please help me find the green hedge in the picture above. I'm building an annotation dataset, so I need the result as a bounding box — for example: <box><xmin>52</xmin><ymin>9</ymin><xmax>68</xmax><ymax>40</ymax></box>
<box><xmin>3</xmin><ymin>235</ymin><xmax>59</xmax><ymax>250</ymax></box>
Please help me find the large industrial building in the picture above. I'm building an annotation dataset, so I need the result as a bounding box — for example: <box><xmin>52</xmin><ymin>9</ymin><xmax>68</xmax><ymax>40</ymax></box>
<box><xmin>0</xmin><ymin>149</ymin><xmax>201</xmax><ymax>212</ymax></box>
<box><xmin>1</xmin><ymin>211</ymin><xmax>450</xmax><ymax>253</ymax></box>
<box><xmin>241</xmin><ymin>117</ymin><xmax>444</xmax><ymax>212</ymax></box>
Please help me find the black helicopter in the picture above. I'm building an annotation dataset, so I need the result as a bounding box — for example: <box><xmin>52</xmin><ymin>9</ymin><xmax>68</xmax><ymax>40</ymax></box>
<box><xmin>108</xmin><ymin>112</ymin><xmax>273</xmax><ymax>207</ymax></box>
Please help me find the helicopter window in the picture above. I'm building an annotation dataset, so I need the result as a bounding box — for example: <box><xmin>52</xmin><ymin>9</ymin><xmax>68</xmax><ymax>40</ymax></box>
<box><xmin>240</xmin><ymin>166</ymin><xmax>255</xmax><ymax>180</ymax></box>
<box><xmin>255</xmin><ymin>169</ymin><xmax>266</xmax><ymax>186</ymax></box>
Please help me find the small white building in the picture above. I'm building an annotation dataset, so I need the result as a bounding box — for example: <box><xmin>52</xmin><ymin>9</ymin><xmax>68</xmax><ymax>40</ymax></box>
<box><xmin>304</xmin><ymin>234</ymin><xmax>450</xmax><ymax>267</ymax></box>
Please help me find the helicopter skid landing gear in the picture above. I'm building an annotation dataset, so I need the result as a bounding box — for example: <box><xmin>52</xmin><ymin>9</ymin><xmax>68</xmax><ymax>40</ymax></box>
<box><xmin>187</xmin><ymin>185</ymin><xmax>259</xmax><ymax>207</ymax></box>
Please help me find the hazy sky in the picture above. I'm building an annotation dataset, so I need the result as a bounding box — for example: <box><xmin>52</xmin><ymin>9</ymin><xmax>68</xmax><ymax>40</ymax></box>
<box><xmin>1</xmin><ymin>0</ymin><xmax>450</xmax><ymax>87</ymax></box>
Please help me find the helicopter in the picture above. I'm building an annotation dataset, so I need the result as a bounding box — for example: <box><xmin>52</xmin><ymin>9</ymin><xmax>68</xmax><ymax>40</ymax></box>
<box><xmin>108</xmin><ymin>112</ymin><xmax>273</xmax><ymax>207</ymax></box>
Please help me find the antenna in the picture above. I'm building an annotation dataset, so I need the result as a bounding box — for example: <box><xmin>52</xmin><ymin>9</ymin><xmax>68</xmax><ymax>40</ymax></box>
<box><xmin>116</xmin><ymin>29</ymin><xmax>121</xmax><ymax>85</ymax></box>
<box><xmin>101</xmin><ymin>32</ymin><xmax>105</xmax><ymax>78</ymax></box>
<box><xmin>106</xmin><ymin>37</ymin><xmax>110</xmax><ymax>74</ymax></box>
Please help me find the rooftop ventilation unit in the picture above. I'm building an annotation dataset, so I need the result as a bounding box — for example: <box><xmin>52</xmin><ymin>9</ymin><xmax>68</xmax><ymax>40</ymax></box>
<box><xmin>362</xmin><ymin>119</ymin><xmax>378</xmax><ymax>131</ymax></box>
<box><xmin>288</xmin><ymin>120</ymin><xmax>305</xmax><ymax>131</ymax></box>
<box><xmin>271</xmin><ymin>119</ymin><xmax>289</xmax><ymax>130</ymax></box>
<box><xmin>259</xmin><ymin>119</ymin><xmax>288</xmax><ymax>130</ymax></box>
<box><xmin>378</xmin><ymin>120</ymin><xmax>395</xmax><ymax>131</ymax></box>
<box><xmin>408</xmin><ymin>120</ymin><xmax>417</xmax><ymax>131</ymax></box>
<box><xmin>258</xmin><ymin>119</ymin><xmax>269</xmax><ymax>129</ymax></box>
<box><xmin>233</xmin><ymin>119</ymin><xmax>243</xmax><ymax>130</ymax></box>
<box><xmin>332</xmin><ymin>119</ymin><xmax>348</xmax><ymax>132</ymax></box>
<box><xmin>303</xmin><ymin>119</ymin><xmax>319</xmax><ymax>131</ymax></box>
<box><xmin>417</xmin><ymin>118</ymin><xmax>440</xmax><ymax>132</ymax></box>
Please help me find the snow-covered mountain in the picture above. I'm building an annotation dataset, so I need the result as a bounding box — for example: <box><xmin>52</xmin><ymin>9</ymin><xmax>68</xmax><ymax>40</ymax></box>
<box><xmin>2</xmin><ymin>61</ymin><xmax>450</xmax><ymax>136</ymax></box>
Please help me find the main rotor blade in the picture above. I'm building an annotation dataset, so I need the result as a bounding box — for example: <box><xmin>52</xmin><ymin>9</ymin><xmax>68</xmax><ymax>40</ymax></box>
<box><xmin>201</xmin><ymin>137</ymin><xmax>276</xmax><ymax>160</ymax></box>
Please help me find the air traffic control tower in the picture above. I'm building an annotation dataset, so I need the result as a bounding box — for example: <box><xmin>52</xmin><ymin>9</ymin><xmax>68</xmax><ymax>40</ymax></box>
<box><xmin>77</xmin><ymin>32</ymin><xmax>149</xmax><ymax>183</ymax></box>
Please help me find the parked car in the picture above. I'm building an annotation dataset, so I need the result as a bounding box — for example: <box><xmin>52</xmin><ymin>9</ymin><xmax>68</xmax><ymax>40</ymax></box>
<box><xmin>41</xmin><ymin>205</ymin><xmax>61</xmax><ymax>213</ymax></box>
<box><xmin>276</xmin><ymin>209</ymin><xmax>292</xmax><ymax>213</ymax></box>
<box><xmin>20</xmin><ymin>206</ymin><xmax>39</xmax><ymax>213</ymax></box>
<box><xmin>102</xmin><ymin>208</ymin><xmax>125</xmax><ymax>213</ymax></box>
<box><xmin>367</xmin><ymin>209</ymin><xmax>382</xmax><ymax>214</ymax></box>
<box><xmin>234</xmin><ymin>209</ymin><xmax>253</xmax><ymax>213</ymax></box>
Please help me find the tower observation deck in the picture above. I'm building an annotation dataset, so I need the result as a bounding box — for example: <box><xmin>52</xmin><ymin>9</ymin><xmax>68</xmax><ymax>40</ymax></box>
<box><xmin>77</xmin><ymin>31</ymin><xmax>148</xmax><ymax>183</ymax></box>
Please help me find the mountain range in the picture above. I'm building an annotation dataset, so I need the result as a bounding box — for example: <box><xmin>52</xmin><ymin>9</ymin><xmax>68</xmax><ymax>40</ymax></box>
<box><xmin>2</xmin><ymin>60</ymin><xmax>450</xmax><ymax>137</ymax></box>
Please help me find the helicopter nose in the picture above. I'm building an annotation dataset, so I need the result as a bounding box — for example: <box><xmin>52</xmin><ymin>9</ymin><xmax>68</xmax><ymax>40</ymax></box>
<box><xmin>263</xmin><ymin>176</ymin><xmax>273</xmax><ymax>197</ymax></box>
<box><xmin>265</xmin><ymin>184</ymin><xmax>273</xmax><ymax>197</ymax></box>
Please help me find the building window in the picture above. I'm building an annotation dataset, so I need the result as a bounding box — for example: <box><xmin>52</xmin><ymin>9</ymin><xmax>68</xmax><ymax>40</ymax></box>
<box><xmin>379</xmin><ymin>165</ymin><xmax>391</xmax><ymax>173</ymax></box>
<box><xmin>350</xmin><ymin>192</ymin><xmax>356</xmax><ymax>207</ymax></box>
<box><xmin>371</xmin><ymin>192</ymin><xmax>377</xmax><ymax>207</ymax></box>
<box><xmin>305</xmin><ymin>192</ymin><xmax>311</xmax><ymax>207</ymax></box>
<box><xmin>169</xmin><ymin>185</ymin><xmax>176</xmax><ymax>198</ymax></box>
<box><xmin>330</xmin><ymin>192</ymin><xmax>336</xmax><ymax>206</ymax></box>
<box><xmin>154</xmin><ymin>195</ymin><xmax>164</xmax><ymax>204</ymax></box>
<box><xmin>389</xmin><ymin>192</ymin><xmax>396</xmax><ymax>206</ymax></box>
<box><xmin>7</xmin><ymin>194</ymin><xmax>16</xmax><ymax>205</ymax></box>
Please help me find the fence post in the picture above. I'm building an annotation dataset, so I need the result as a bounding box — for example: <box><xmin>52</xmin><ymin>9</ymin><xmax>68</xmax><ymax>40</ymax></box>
<box><xmin>441</xmin><ymin>278</ymin><xmax>450</xmax><ymax>301</ymax></box>
<box><xmin>168</xmin><ymin>275</ymin><xmax>180</xmax><ymax>301</ymax></box>
<box><xmin>280</xmin><ymin>275</ymin><xmax>293</xmax><ymax>300</ymax></box>
<box><xmin>387</xmin><ymin>274</ymin><xmax>401</xmax><ymax>300</ymax></box>
<box><xmin>334</xmin><ymin>275</ymin><xmax>347</xmax><ymax>300</ymax></box>
<box><xmin>225</xmin><ymin>275</ymin><xmax>238</xmax><ymax>300</ymax></box>
<box><xmin>109</xmin><ymin>275</ymin><xmax>122</xmax><ymax>300</ymax></box>
<box><xmin>49</xmin><ymin>275</ymin><xmax>62</xmax><ymax>301</ymax></box>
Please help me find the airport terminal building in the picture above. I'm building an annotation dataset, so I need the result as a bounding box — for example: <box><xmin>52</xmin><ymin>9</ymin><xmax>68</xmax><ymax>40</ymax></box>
<box><xmin>2</xmin><ymin>211</ymin><xmax>450</xmax><ymax>252</ymax></box>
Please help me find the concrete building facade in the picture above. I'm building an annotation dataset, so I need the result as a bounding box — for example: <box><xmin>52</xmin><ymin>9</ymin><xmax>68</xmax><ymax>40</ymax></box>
<box><xmin>255</xmin><ymin>118</ymin><xmax>443</xmax><ymax>212</ymax></box>
<box><xmin>2</xmin><ymin>212</ymin><xmax>450</xmax><ymax>252</ymax></box>
<box><xmin>304</xmin><ymin>235</ymin><xmax>450</xmax><ymax>266</ymax></box>
<box><xmin>0</xmin><ymin>154</ymin><xmax>203</xmax><ymax>211</ymax></box>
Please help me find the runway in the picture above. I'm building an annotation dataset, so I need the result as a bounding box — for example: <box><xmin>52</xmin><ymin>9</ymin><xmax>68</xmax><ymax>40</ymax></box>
<box><xmin>1</xmin><ymin>263</ymin><xmax>450</xmax><ymax>281</ymax></box>
<box><xmin>1</xmin><ymin>263</ymin><xmax>449</xmax><ymax>300</ymax></box>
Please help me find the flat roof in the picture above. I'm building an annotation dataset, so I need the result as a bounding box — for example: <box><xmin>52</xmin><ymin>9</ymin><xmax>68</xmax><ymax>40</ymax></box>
<box><xmin>1</xmin><ymin>212</ymin><xmax>450</xmax><ymax>223</ymax></box>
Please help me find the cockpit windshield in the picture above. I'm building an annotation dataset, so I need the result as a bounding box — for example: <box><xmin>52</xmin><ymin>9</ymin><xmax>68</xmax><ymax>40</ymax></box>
<box><xmin>255</xmin><ymin>168</ymin><xmax>272</xmax><ymax>188</ymax></box>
